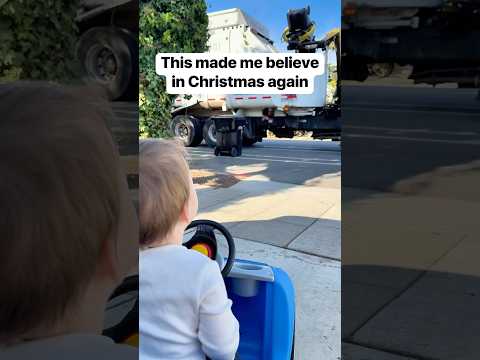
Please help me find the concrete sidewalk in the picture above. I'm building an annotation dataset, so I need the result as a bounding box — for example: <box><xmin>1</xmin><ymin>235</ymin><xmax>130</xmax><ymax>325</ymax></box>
<box><xmin>194</xmin><ymin>174</ymin><xmax>341</xmax><ymax>359</ymax></box>
<box><xmin>196</xmin><ymin>174</ymin><xmax>341</xmax><ymax>259</ymax></box>
<box><xmin>342</xmin><ymin>182</ymin><xmax>480</xmax><ymax>360</ymax></box>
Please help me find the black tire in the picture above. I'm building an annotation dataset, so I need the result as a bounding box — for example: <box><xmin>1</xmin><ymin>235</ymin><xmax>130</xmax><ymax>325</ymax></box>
<box><xmin>242</xmin><ymin>137</ymin><xmax>257</xmax><ymax>146</ymax></box>
<box><xmin>76</xmin><ymin>27</ymin><xmax>138</xmax><ymax>101</ymax></box>
<box><xmin>214</xmin><ymin>147</ymin><xmax>220</xmax><ymax>156</ymax></box>
<box><xmin>230</xmin><ymin>147</ymin><xmax>238</xmax><ymax>157</ymax></box>
<box><xmin>170</xmin><ymin>115</ymin><xmax>203</xmax><ymax>147</ymax></box>
<box><xmin>203</xmin><ymin>118</ymin><xmax>217</xmax><ymax>147</ymax></box>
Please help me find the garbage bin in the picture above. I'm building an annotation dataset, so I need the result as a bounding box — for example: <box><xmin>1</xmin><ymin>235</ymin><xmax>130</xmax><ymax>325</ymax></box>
<box><xmin>214</xmin><ymin>118</ymin><xmax>244</xmax><ymax>157</ymax></box>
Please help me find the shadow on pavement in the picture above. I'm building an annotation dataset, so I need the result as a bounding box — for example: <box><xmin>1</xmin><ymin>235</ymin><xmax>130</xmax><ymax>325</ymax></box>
<box><xmin>198</xmin><ymin>217</ymin><xmax>341</xmax><ymax>261</ymax></box>
<box><xmin>343</xmin><ymin>86</ymin><xmax>480</xmax><ymax>197</ymax></box>
<box><xmin>188</xmin><ymin>142</ymin><xmax>341</xmax><ymax>186</ymax></box>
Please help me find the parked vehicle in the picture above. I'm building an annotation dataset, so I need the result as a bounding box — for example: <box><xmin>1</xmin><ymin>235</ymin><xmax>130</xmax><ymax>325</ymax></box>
<box><xmin>170</xmin><ymin>7</ymin><xmax>341</xmax><ymax>147</ymax></box>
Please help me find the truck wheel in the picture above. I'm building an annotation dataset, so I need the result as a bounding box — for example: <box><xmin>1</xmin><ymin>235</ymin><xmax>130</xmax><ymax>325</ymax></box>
<box><xmin>203</xmin><ymin>118</ymin><xmax>217</xmax><ymax>148</ymax></box>
<box><xmin>369</xmin><ymin>62</ymin><xmax>394</xmax><ymax>78</ymax></box>
<box><xmin>170</xmin><ymin>115</ymin><xmax>203</xmax><ymax>147</ymax></box>
<box><xmin>76</xmin><ymin>27</ymin><xmax>138</xmax><ymax>101</ymax></box>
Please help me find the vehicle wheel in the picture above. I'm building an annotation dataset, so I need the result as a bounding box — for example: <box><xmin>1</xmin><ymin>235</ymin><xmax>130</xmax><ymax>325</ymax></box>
<box><xmin>242</xmin><ymin>137</ymin><xmax>257</xmax><ymax>146</ymax></box>
<box><xmin>369</xmin><ymin>62</ymin><xmax>394</xmax><ymax>78</ymax></box>
<box><xmin>170</xmin><ymin>115</ymin><xmax>203</xmax><ymax>147</ymax></box>
<box><xmin>230</xmin><ymin>147</ymin><xmax>238</xmax><ymax>157</ymax></box>
<box><xmin>214</xmin><ymin>147</ymin><xmax>220</xmax><ymax>156</ymax></box>
<box><xmin>203</xmin><ymin>118</ymin><xmax>217</xmax><ymax>147</ymax></box>
<box><xmin>76</xmin><ymin>27</ymin><xmax>138</xmax><ymax>101</ymax></box>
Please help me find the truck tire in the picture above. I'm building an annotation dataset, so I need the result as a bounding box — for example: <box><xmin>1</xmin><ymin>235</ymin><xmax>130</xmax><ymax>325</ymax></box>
<box><xmin>76</xmin><ymin>27</ymin><xmax>138</xmax><ymax>101</ymax></box>
<box><xmin>170</xmin><ymin>115</ymin><xmax>203</xmax><ymax>147</ymax></box>
<box><xmin>203</xmin><ymin>118</ymin><xmax>217</xmax><ymax>148</ymax></box>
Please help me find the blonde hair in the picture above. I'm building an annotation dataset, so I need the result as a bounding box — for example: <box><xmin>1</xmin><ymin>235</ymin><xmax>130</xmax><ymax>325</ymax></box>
<box><xmin>139</xmin><ymin>139</ymin><xmax>191</xmax><ymax>246</ymax></box>
<box><xmin>0</xmin><ymin>82</ymin><xmax>121</xmax><ymax>343</ymax></box>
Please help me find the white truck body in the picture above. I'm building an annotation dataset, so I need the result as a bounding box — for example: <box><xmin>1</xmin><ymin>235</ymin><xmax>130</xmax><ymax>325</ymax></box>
<box><xmin>173</xmin><ymin>8</ymin><xmax>327</xmax><ymax>116</ymax></box>
<box><xmin>207</xmin><ymin>8</ymin><xmax>277</xmax><ymax>53</ymax></box>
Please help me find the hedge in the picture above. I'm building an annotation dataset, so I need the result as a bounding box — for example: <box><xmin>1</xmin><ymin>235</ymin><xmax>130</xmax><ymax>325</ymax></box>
<box><xmin>139</xmin><ymin>0</ymin><xmax>209</xmax><ymax>138</ymax></box>
<box><xmin>0</xmin><ymin>1</ymin><xmax>79</xmax><ymax>81</ymax></box>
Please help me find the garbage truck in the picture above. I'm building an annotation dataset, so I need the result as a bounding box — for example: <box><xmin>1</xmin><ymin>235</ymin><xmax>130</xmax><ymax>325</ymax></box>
<box><xmin>76</xmin><ymin>0</ymin><xmax>139</xmax><ymax>100</ymax></box>
<box><xmin>169</xmin><ymin>7</ymin><xmax>341</xmax><ymax>147</ymax></box>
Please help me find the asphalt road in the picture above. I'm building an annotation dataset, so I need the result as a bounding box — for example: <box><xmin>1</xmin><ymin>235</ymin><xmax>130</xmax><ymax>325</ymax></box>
<box><xmin>342</xmin><ymin>85</ymin><xmax>480</xmax><ymax>197</ymax></box>
<box><xmin>187</xmin><ymin>138</ymin><xmax>341</xmax><ymax>186</ymax></box>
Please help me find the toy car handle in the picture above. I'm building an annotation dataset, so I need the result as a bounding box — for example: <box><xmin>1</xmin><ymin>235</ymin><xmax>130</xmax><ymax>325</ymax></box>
<box><xmin>186</xmin><ymin>219</ymin><xmax>236</xmax><ymax>277</ymax></box>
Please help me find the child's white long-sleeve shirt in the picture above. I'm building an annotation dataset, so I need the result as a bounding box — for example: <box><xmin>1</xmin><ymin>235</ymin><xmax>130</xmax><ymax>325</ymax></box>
<box><xmin>140</xmin><ymin>244</ymin><xmax>239</xmax><ymax>360</ymax></box>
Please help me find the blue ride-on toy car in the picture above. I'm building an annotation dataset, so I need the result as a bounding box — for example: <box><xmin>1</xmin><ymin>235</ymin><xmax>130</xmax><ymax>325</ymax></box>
<box><xmin>103</xmin><ymin>219</ymin><xmax>296</xmax><ymax>359</ymax></box>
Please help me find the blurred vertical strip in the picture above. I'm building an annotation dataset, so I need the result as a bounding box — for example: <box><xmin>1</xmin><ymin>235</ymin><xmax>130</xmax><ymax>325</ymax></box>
<box><xmin>75</xmin><ymin>1</ymin><xmax>139</xmax><ymax>192</ymax></box>
<box><xmin>0</xmin><ymin>0</ymin><xmax>139</xmax><ymax>355</ymax></box>
<box><xmin>341</xmin><ymin>0</ymin><xmax>480</xmax><ymax>359</ymax></box>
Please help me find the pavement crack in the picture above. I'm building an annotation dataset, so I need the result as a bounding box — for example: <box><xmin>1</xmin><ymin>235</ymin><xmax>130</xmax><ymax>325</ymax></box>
<box><xmin>237</xmin><ymin>237</ymin><xmax>341</xmax><ymax>263</ymax></box>
<box><xmin>285</xmin><ymin>202</ymin><xmax>338</xmax><ymax>249</ymax></box>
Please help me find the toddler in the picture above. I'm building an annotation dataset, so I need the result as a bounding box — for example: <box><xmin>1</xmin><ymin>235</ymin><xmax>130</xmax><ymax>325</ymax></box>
<box><xmin>139</xmin><ymin>139</ymin><xmax>239</xmax><ymax>360</ymax></box>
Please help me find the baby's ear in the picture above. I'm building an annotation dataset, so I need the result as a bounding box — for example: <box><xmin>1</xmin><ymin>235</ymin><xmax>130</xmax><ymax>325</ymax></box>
<box><xmin>179</xmin><ymin>200</ymin><xmax>191</xmax><ymax>224</ymax></box>
<box><xmin>96</xmin><ymin>233</ymin><xmax>118</xmax><ymax>282</ymax></box>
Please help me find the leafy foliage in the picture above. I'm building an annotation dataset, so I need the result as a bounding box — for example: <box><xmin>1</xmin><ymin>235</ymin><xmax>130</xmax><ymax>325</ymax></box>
<box><xmin>139</xmin><ymin>0</ymin><xmax>209</xmax><ymax>138</ymax></box>
<box><xmin>327</xmin><ymin>63</ymin><xmax>338</xmax><ymax>104</ymax></box>
<box><xmin>0</xmin><ymin>0</ymin><xmax>79</xmax><ymax>81</ymax></box>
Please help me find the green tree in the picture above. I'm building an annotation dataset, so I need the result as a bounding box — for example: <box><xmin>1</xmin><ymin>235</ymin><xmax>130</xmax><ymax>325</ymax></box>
<box><xmin>0</xmin><ymin>1</ymin><xmax>79</xmax><ymax>81</ymax></box>
<box><xmin>139</xmin><ymin>0</ymin><xmax>209</xmax><ymax>138</ymax></box>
